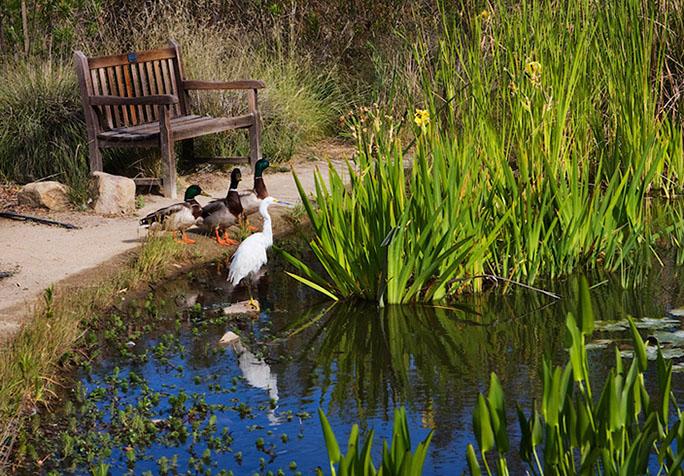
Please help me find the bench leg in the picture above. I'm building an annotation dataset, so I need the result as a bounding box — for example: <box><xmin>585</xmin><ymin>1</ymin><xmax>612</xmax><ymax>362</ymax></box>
<box><xmin>248</xmin><ymin>118</ymin><xmax>262</xmax><ymax>170</ymax></box>
<box><xmin>247</xmin><ymin>89</ymin><xmax>262</xmax><ymax>170</ymax></box>
<box><xmin>88</xmin><ymin>139</ymin><xmax>103</xmax><ymax>172</ymax></box>
<box><xmin>159</xmin><ymin>106</ymin><xmax>177</xmax><ymax>199</ymax></box>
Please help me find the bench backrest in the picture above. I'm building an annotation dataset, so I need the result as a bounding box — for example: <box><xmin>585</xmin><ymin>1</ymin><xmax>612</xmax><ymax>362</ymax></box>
<box><xmin>74</xmin><ymin>41</ymin><xmax>189</xmax><ymax>131</ymax></box>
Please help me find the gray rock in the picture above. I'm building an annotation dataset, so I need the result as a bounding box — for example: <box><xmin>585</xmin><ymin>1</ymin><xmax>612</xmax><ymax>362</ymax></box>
<box><xmin>17</xmin><ymin>181</ymin><xmax>70</xmax><ymax>211</ymax></box>
<box><xmin>89</xmin><ymin>172</ymin><xmax>135</xmax><ymax>215</ymax></box>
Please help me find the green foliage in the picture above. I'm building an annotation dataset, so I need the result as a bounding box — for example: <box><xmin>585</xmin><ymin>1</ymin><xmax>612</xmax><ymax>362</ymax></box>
<box><xmin>318</xmin><ymin>407</ymin><xmax>433</xmax><ymax>476</ymax></box>
<box><xmin>287</xmin><ymin>0</ymin><xmax>684</xmax><ymax>303</ymax></box>
<box><xmin>467</xmin><ymin>281</ymin><xmax>684</xmax><ymax>476</ymax></box>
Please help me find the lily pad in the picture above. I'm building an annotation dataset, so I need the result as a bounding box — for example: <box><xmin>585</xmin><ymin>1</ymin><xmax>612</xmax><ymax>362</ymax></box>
<box><xmin>586</xmin><ymin>339</ymin><xmax>613</xmax><ymax>350</ymax></box>
<box><xmin>633</xmin><ymin>317</ymin><xmax>680</xmax><ymax>330</ymax></box>
<box><xmin>668</xmin><ymin>307</ymin><xmax>684</xmax><ymax>317</ymax></box>
<box><xmin>621</xmin><ymin>347</ymin><xmax>684</xmax><ymax>361</ymax></box>
<box><xmin>652</xmin><ymin>330</ymin><xmax>684</xmax><ymax>345</ymax></box>
<box><xmin>594</xmin><ymin>320</ymin><xmax>629</xmax><ymax>332</ymax></box>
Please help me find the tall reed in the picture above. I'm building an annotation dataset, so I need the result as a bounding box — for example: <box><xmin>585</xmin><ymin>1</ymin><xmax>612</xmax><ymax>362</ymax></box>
<box><xmin>287</xmin><ymin>0</ymin><xmax>684</xmax><ymax>304</ymax></box>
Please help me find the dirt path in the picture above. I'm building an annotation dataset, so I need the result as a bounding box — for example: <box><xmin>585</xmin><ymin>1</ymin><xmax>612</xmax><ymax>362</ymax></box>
<box><xmin>0</xmin><ymin>153</ymin><xmax>348</xmax><ymax>336</ymax></box>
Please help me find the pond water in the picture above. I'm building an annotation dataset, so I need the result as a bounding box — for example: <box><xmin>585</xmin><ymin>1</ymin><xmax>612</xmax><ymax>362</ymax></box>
<box><xmin>19</xmin><ymin>239</ymin><xmax>684</xmax><ymax>475</ymax></box>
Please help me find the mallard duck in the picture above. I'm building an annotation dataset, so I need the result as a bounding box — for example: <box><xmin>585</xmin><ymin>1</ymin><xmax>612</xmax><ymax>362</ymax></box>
<box><xmin>139</xmin><ymin>184</ymin><xmax>205</xmax><ymax>244</ymax></box>
<box><xmin>201</xmin><ymin>168</ymin><xmax>243</xmax><ymax>246</ymax></box>
<box><xmin>239</xmin><ymin>158</ymin><xmax>270</xmax><ymax>217</ymax></box>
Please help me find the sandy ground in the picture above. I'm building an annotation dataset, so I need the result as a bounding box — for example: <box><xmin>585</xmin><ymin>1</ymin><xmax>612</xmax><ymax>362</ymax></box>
<box><xmin>0</xmin><ymin>148</ymin><xmax>350</xmax><ymax>337</ymax></box>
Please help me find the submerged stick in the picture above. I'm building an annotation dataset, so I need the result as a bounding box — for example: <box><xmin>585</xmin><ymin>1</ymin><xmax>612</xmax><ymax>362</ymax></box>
<box><xmin>0</xmin><ymin>212</ymin><xmax>80</xmax><ymax>229</ymax></box>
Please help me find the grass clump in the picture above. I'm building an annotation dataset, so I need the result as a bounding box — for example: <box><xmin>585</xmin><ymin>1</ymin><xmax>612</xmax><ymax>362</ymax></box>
<box><xmin>0</xmin><ymin>62</ymin><xmax>87</xmax><ymax>195</ymax></box>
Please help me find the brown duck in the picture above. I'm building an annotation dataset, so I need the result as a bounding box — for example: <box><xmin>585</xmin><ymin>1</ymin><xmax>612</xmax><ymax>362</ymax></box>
<box><xmin>200</xmin><ymin>168</ymin><xmax>244</xmax><ymax>246</ymax></box>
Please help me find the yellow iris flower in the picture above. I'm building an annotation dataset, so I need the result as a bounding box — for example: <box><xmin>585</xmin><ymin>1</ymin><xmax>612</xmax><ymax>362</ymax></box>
<box><xmin>525</xmin><ymin>61</ymin><xmax>542</xmax><ymax>87</ymax></box>
<box><xmin>414</xmin><ymin>109</ymin><xmax>430</xmax><ymax>127</ymax></box>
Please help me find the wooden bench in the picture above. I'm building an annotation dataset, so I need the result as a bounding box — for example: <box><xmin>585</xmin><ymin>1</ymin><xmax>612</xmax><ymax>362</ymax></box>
<box><xmin>74</xmin><ymin>40</ymin><xmax>264</xmax><ymax>199</ymax></box>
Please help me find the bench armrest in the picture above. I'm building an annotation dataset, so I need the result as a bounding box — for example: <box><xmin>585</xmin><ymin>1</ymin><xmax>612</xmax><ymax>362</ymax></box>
<box><xmin>182</xmin><ymin>80</ymin><xmax>266</xmax><ymax>90</ymax></box>
<box><xmin>89</xmin><ymin>95</ymin><xmax>179</xmax><ymax>106</ymax></box>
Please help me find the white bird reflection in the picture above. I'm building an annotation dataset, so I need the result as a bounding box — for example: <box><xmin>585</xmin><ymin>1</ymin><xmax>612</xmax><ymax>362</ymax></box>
<box><xmin>221</xmin><ymin>331</ymin><xmax>280</xmax><ymax>424</ymax></box>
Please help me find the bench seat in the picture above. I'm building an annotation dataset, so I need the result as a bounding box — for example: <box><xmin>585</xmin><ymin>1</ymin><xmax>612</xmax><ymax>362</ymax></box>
<box><xmin>97</xmin><ymin>114</ymin><xmax>255</xmax><ymax>146</ymax></box>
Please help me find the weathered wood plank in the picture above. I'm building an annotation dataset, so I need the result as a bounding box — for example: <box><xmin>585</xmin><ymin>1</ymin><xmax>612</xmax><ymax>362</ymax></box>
<box><xmin>96</xmin><ymin>114</ymin><xmax>254</xmax><ymax>142</ymax></box>
<box><xmin>153</xmin><ymin>61</ymin><xmax>165</xmax><ymax>99</ymax></box>
<box><xmin>247</xmin><ymin>89</ymin><xmax>262</xmax><ymax>169</ymax></box>
<box><xmin>172</xmin><ymin>115</ymin><xmax>255</xmax><ymax>141</ymax></box>
<box><xmin>169</xmin><ymin>40</ymin><xmax>189</xmax><ymax>115</ymax></box>
<box><xmin>88</xmin><ymin>47</ymin><xmax>176</xmax><ymax>69</ymax></box>
<box><xmin>97</xmin><ymin>115</ymin><xmax>203</xmax><ymax>138</ymax></box>
<box><xmin>90</xmin><ymin>94</ymin><xmax>178</xmax><ymax>107</ymax></box>
<box><xmin>89</xmin><ymin>69</ymin><xmax>108</xmax><ymax>131</ymax></box>
<box><xmin>159</xmin><ymin>106</ymin><xmax>177</xmax><ymax>199</ymax></box>
<box><xmin>160</xmin><ymin>59</ymin><xmax>176</xmax><ymax>118</ymax></box>
<box><xmin>166</xmin><ymin>59</ymin><xmax>181</xmax><ymax>116</ymax></box>
<box><xmin>99</xmin><ymin>68</ymin><xmax>115</xmax><ymax>129</ymax></box>
<box><xmin>145</xmin><ymin>61</ymin><xmax>158</xmax><ymax>122</ymax></box>
<box><xmin>122</xmin><ymin>64</ymin><xmax>138</xmax><ymax>124</ymax></box>
<box><xmin>74</xmin><ymin>51</ymin><xmax>103</xmax><ymax>171</ymax></box>
<box><xmin>114</xmin><ymin>65</ymin><xmax>130</xmax><ymax>126</ymax></box>
<box><xmin>137</xmin><ymin>62</ymin><xmax>153</xmax><ymax>122</ymax></box>
<box><xmin>104</xmin><ymin>67</ymin><xmax>121</xmax><ymax>127</ymax></box>
<box><xmin>128</xmin><ymin>63</ymin><xmax>144</xmax><ymax>124</ymax></box>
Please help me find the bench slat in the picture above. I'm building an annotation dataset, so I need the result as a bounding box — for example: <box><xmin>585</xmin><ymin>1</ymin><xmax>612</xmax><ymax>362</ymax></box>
<box><xmin>137</xmin><ymin>62</ymin><xmax>152</xmax><ymax>122</ymax></box>
<box><xmin>105</xmin><ymin>67</ymin><xmax>122</xmax><ymax>127</ymax></box>
<box><xmin>122</xmin><ymin>64</ymin><xmax>138</xmax><ymax>125</ymax></box>
<box><xmin>114</xmin><ymin>66</ymin><xmax>130</xmax><ymax>126</ymax></box>
<box><xmin>99</xmin><ymin>68</ymin><xmax>115</xmax><ymax>129</ymax></box>
<box><xmin>166</xmin><ymin>59</ymin><xmax>181</xmax><ymax>116</ymax></box>
<box><xmin>98</xmin><ymin>114</ymin><xmax>254</xmax><ymax>142</ymax></box>
<box><xmin>128</xmin><ymin>63</ymin><xmax>144</xmax><ymax>125</ymax></box>
<box><xmin>88</xmin><ymin>47</ymin><xmax>176</xmax><ymax>69</ymax></box>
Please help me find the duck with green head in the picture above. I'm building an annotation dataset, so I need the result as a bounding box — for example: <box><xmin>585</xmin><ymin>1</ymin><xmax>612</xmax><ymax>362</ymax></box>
<box><xmin>239</xmin><ymin>158</ymin><xmax>270</xmax><ymax>218</ymax></box>
<box><xmin>200</xmin><ymin>168</ymin><xmax>244</xmax><ymax>246</ymax></box>
<box><xmin>139</xmin><ymin>184</ymin><xmax>206</xmax><ymax>244</ymax></box>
